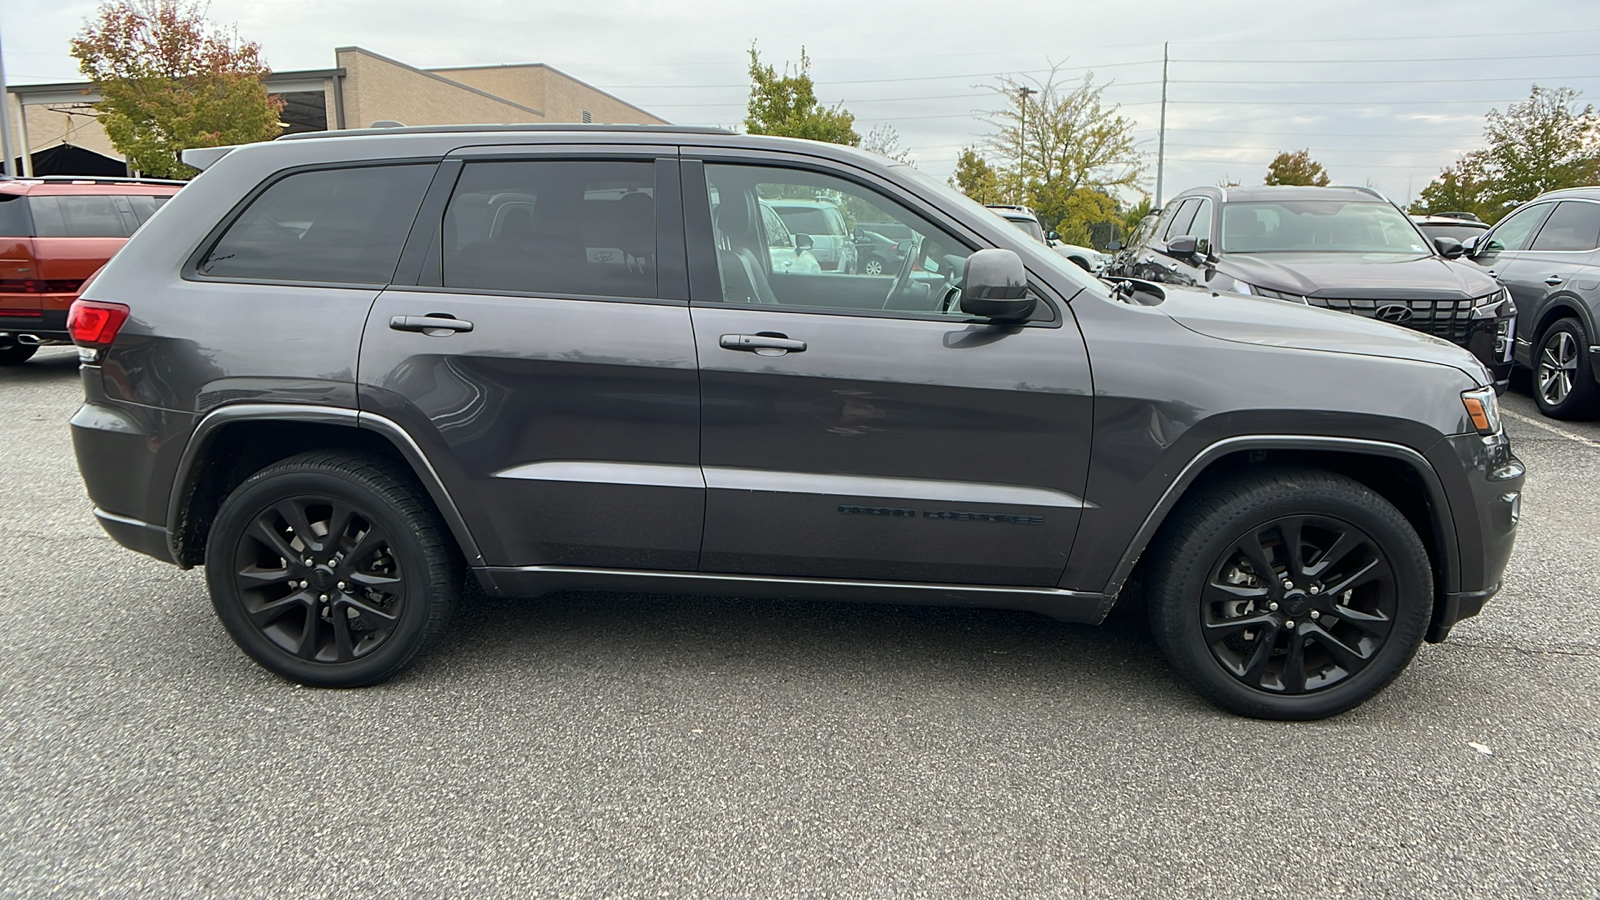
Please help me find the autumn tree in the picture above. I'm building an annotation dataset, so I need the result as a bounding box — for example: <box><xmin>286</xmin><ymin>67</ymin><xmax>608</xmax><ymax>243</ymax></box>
<box><xmin>745</xmin><ymin>46</ymin><xmax>859</xmax><ymax>146</ymax></box>
<box><xmin>950</xmin><ymin>147</ymin><xmax>1005</xmax><ymax>204</ymax></box>
<box><xmin>976</xmin><ymin>66</ymin><xmax>1144</xmax><ymax>246</ymax></box>
<box><xmin>1264</xmin><ymin>149</ymin><xmax>1331</xmax><ymax>186</ymax></box>
<box><xmin>861</xmin><ymin>123</ymin><xmax>913</xmax><ymax>164</ymax></box>
<box><xmin>70</xmin><ymin>0</ymin><xmax>283</xmax><ymax>179</ymax></box>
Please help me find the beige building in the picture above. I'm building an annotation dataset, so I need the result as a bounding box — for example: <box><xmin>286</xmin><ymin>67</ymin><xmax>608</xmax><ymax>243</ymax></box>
<box><xmin>6</xmin><ymin>46</ymin><xmax>666</xmax><ymax>176</ymax></box>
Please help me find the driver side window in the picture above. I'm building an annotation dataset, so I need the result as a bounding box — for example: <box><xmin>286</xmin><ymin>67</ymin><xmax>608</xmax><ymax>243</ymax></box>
<box><xmin>703</xmin><ymin>163</ymin><xmax>975</xmax><ymax>315</ymax></box>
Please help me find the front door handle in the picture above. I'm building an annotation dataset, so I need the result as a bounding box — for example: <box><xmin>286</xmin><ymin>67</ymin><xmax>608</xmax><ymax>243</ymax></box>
<box><xmin>390</xmin><ymin>314</ymin><xmax>474</xmax><ymax>334</ymax></box>
<box><xmin>1545</xmin><ymin>275</ymin><xmax>1565</xmax><ymax>286</ymax></box>
<box><xmin>719</xmin><ymin>333</ymin><xmax>806</xmax><ymax>354</ymax></box>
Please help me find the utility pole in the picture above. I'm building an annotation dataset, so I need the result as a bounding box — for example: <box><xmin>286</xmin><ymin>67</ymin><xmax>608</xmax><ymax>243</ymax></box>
<box><xmin>1155</xmin><ymin>41</ymin><xmax>1168</xmax><ymax>209</ymax></box>
<box><xmin>1017</xmin><ymin>84</ymin><xmax>1037</xmax><ymax>206</ymax></box>
<box><xmin>0</xmin><ymin>16</ymin><xmax>14</xmax><ymax>178</ymax></box>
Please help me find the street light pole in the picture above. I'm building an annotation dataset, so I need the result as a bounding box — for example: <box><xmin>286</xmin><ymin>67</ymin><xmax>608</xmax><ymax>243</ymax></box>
<box><xmin>0</xmin><ymin>15</ymin><xmax>15</xmax><ymax>178</ymax></box>
<box><xmin>1017</xmin><ymin>85</ymin><xmax>1037</xmax><ymax>206</ymax></box>
<box><xmin>1155</xmin><ymin>42</ymin><xmax>1169</xmax><ymax>208</ymax></box>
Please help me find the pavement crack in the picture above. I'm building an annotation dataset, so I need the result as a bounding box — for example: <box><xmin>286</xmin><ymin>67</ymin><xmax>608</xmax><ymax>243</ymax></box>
<box><xmin>1441</xmin><ymin>638</ymin><xmax>1600</xmax><ymax>659</ymax></box>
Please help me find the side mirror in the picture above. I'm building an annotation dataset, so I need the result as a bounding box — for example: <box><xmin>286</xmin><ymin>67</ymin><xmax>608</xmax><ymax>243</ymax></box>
<box><xmin>1106</xmin><ymin>240</ymin><xmax>1124</xmax><ymax>252</ymax></box>
<box><xmin>1434</xmin><ymin>235</ymin><xmax>1465</xmax><ymax>259</ymax></box>
<box><xmin>1460</xmin><ymin>234</ymin><xmax>1481</xmax><ymax>257</ymax></box>
<box><xmin>1048</xmin><ymin>230</ymin><xmax>1060</xmax><ymax>241</ymax></box>
<box><xmin>960</xmin><ymin>248</ymin><xmax>1035</xmax><ymax>320</ymax></box>
<box><xmin>1164</xmin><ymin>235</ymin><xmax>1198</xmax><ymax>257</ymax></box>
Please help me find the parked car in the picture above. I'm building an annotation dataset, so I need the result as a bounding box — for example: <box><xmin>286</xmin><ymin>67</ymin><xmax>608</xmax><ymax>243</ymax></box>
<box><xmin>70</xmin><ymin>124</ymin><xmax>1521</xmax><ymax>720</ymax></box>
<box><xmin>0</xmin><ymin>176</ymin><xmax>182</xmax><ymax>364</ymax></box>
<box><xmin>1109</xmin><ymin>185</ymin><xmax>1516</xmax><ymax>389</ymax></box>
<box><xmin>986</xmin><ymin>203</ymin><xmax>1108</xmax><ymax>272</ymax></box>
<box><xmin>1412</xmin><ymin>213</ymin><xmax>1490</xmax><ymax>246</ymax></box>
<box><xmin>851</xmin><ymin>225</ymin><xmax>910</xmax><ymax>276</ymax></box>
<box><xmin>1458</xmin><ymin>187</ymin><xmax>1600</xmax><ymax>418</ymax></box>
<box><xmin>767</xmin><ymin>198</ymin><xmax>857</xmax><ymax>273</ymax></box>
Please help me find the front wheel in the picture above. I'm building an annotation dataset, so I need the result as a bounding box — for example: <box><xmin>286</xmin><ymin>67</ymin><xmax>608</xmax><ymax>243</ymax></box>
<box><xmin>1533</xmin><ymin>318</ymin><xmax>1600</xmax><ymax>419</ymax></box>
<box><xmin>204</xmin><ymin>451</ymin><xmax>461</xmax><ymax>687</ymax></box>
<box><xmin>1147</xmin><ymin>470</ymin><xmax>1432</xmax><ymax>720</ymax></box>
<box><xmin>863</xmin><ymin>256</ymin><xmax>886</xmax><ymax>276</ymax></box>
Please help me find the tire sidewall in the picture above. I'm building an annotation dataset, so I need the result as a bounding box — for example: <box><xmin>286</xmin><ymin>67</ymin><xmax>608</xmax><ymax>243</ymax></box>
<box><xmin>1534</xmin><ymin>318</ymin><xmax>1597</xmax><ymax>419</ymax></box>
<box><xmin>1152</xmin><ymin>476</ymin><xmax>1432</xmax><ymax>720</ymax></box>
<box><xmin>205</xmin><ymin>466</ymin><xmax>437</xmax><ymax>687</ymax></box>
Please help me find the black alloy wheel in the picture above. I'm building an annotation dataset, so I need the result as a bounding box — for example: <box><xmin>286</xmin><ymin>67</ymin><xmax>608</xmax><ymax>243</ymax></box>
<box><xmin>205</xmin><ymin>451</ymin><xmax>459</xmax><ymax>686</ymax></box>
<box><xmin>1148</xmin><ymin>470</ymin><xmax>1431</xmax><ymax>720</ymax></box>
<box><xmin>1534</xmin><ymin>318</ymin><xmax>1600</xmax><ymax>419</ymax></box>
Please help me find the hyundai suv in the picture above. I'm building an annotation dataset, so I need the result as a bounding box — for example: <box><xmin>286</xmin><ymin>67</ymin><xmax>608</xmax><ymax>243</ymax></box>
<box><xmin>1109</xmin><ymin>185</ymin><xmax>1516</xmax><ymax>389</ymax></box>
<box><xmin>69</xmin><ymin>125</ymin><xmax>1522</xmax><ymax>720</ymax></box>
<box><xmin>0</xmin><ymin>176</ymin><xmax>182</xmax><ymax>364</ymax></box>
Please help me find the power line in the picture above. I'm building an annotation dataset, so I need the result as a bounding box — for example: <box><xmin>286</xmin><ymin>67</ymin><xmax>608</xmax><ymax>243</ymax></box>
<box><xmin>1172</xmin><ymin>51</ymin><xmax>1600</xmax><ymax>64</ymax></box>
<box><xmin>598</xmin><ymin>58</ymin><xmax>1163</xmax><ymax>90</ymax></box>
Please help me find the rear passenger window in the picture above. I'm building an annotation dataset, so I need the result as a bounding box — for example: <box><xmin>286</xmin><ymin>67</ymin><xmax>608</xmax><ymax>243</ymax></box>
<box><xmin>198</xmin><ymin>165</ymin><xmax>433</xmax><ymax>284</ymax></box>
<box><xmin>1529</xmin><ymin>201</ymin><xmax>1600</xmax><ymax>252</ymax></box>
<box><xmin>30</xmin><ymin>195</ymin><xmax>129</xmax><ymax>237</ymax></box>
<box><xmin>442</xmin><ymin>160</ymin><xmax>656</xmax><ymax>299</ymax></box>
<box><xmin>126</xmin><ymin>195</ymin><xmax>171</xmax><ymax>225</ymax></box>
<box><xmin>0</xmin><ymin>194</ymin><xmax>28</xmax><ymax>237</ymax></box>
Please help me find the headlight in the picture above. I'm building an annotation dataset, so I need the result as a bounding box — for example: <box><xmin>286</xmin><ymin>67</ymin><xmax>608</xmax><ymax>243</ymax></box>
<box><xmin>1461</xmin><ymin>386</ymin><xmax>1502</xmax><ymax>435</ymax></box>
<box><xmin>1470</xmin><ymin>287</ymin><xmax>1514</xmax><ymax>319</ymax></box>
<box><xmin>1232</xmin><ymin>281</ymin><xmax>1254</xmax><ymax>295</ymax></box>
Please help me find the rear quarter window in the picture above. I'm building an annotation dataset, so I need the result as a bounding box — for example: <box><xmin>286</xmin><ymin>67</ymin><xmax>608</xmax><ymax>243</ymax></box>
<box><xmin>30</xmin><ymin>195</ymin><xmax>130</xmax><ymax>237</ymax></box>
<box><xmin>0</xmin><ymin>194</ymin><xmax>29</xmax><ymax>237</ymax></box>
<box><xmin>197</xmin><ymin>164</ymin><xmax>434</xmax><ymax>285</ymax></box>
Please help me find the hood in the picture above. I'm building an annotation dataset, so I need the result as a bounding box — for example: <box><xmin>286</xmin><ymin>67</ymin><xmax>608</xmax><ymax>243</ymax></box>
<box><xmin>1154</xmin><ymin>283</ymin><xmax>1493</xmax><ymax>385</ymax></box>
<box><xmin>1219</xmin><ymin>251</ymin><xmax>1499</xmax><ymax>299</ymax></box>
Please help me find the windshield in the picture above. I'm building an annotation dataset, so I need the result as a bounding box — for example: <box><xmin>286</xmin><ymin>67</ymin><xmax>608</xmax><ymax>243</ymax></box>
<box><xmin>773</xmin><ymin>206</ymin><xmax>839</xmax><ymax>236</ymax></box>
<box><xmin>1415</xmin><ymin>221</ymin><xmax>1488</xmax><ymax>243</ymax></box>
<box><xmin>1221</xmin><ymin>200</ymin><xmax>1431</xmax><ymax>254</ymax></box>
<box><xmin>999</xmin><ymin>215</ymin><xmax>1047</xmax><ymax>243</ymax></box>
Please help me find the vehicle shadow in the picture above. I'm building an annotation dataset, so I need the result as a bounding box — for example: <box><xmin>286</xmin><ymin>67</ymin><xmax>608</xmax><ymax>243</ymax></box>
<box><xmin>0</xmin><ymin>348</ymin><xmax>80</xmax><ymax>383</ymax></box>
<box><xmin>420</xmin><ymin>589</ymin><xmax>1188</xmax><ymax>711</ymax></box>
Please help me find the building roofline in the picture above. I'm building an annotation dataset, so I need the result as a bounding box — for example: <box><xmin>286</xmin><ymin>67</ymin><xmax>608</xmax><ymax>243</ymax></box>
<box><xmin>8</xmin><ymin>68</ymin><xmax>346</xmax><ymax>96</ymax></box>
<box><xmin>428</xmin><ymin>61</ymin><xmax>666</xmax><ymax>124</ymax></box>
<box><xmin>333</xmin><ymin>46</ymin><xmax>545</xmax><ymax>118</ymax></box>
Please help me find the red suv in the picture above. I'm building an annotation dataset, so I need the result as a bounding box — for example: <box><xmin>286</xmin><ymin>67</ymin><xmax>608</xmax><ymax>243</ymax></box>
<box><xmin>0</xmin><ymin>177</ymin><xmax>182</xmax><ymax>364</ymax></box>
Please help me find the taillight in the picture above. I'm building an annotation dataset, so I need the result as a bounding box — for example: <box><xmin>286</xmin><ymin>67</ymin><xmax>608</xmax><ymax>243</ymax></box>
<box><xmin>68</xmin><ymin>299</ymin><xmax>130</xmax><ymax>351</ymax></box>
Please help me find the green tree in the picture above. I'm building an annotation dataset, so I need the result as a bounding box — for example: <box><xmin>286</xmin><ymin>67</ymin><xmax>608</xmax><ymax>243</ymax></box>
<box><xmin>1415</xmin><ymin>86</ymin><xmax>1600</xmax><ymax>223</ymax></box>
<box><xmin>744</xmin><ymin>46</ymin><xmax>859</xmax><ymax>146</ymax></box>
<box><xmin>977</xmin><ymin>65</ymin><xmax>1144</xmax><ymax>242</ymax></box>
<box><xmin>950</xmin><ymin>147</ymin><xmax>1005</xmax><ymax>204</ymax></box>
<box><xmin>1264</xmin><ymin>149</ymin><xmax>1331</xmax><ymax>186</ymax></box>
<box><xmin>861</xmin><ymin>123</ymin><xmax>912</xmax><ymax>164</ymax></box>
<box><xmin>70</xmin><ymin>0</ymin><xmax>283</xmax><ymax>179</ymax></box>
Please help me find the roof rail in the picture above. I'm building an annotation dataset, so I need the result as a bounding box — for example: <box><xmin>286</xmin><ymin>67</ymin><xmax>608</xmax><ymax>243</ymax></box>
<box><xmin>276</xmin><ymin>123</ymin><xmax>736</xmax><ymax>142</ymax></box>
<box><xmin>0</xmin><ymin>174</ymin><xmax>188</xmax><ymax>186</ymax></box>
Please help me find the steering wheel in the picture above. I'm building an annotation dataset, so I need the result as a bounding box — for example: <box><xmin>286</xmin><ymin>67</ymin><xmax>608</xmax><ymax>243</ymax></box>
<box><xmin>881</xmin><ymin>234</ymin><xmax>925</xmax><ymax>309</ymax></box>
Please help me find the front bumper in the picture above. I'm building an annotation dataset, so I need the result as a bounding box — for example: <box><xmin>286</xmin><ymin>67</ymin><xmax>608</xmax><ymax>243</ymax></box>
<box><xmin>1425</xmin><ymin>429</ymin><xmax>1523</xmax><ymax>641</ymax></box>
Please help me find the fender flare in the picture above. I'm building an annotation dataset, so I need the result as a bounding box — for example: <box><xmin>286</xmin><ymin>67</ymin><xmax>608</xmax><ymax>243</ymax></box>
<box><xmin>1101</xmin><ymin>434</ymin><xmax>1461</xmax><ymax>601</ymax></box>
<box><xmin>167</xmin><ymin>404</ymin><xmax>485</xmax><ymax>566</ymax></box>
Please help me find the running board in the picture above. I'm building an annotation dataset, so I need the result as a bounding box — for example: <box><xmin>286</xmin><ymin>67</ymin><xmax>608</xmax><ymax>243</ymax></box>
<box><xmin>474</xmin><ymin>565</ymin><xmax>1109</xmax><ymax>624</ymax></box>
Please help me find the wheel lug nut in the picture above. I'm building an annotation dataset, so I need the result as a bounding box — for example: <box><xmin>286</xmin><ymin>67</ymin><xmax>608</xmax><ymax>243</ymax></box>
<box><xmin>1284</xmin><ymin>620</ymin><xmax>1296</xmax><ymax>629</ymax></box>
<box><xmin>1282</xmin><ymin>579</ymin><xmax>1294</xmax><ymax>590</ymax></box>
<box><xmin>1310</xmin><ymin>610</ymin><xmax>1321</xmax><ymax>619</ymax></box>
<box><xmin>303</xmin><ymin>558</ymin><xmax>313</xmax><ymax>567</ymax></box>
<box><xmin>337</xmin><ymin>581</ymin><xmax>346</xmax><ymax>591</ymax></box>
<box><xmin>1309</xmin><ymin>584</ymin><xmax>1320</xmax><ymax>594</ymax></box>
<box><xmin>319</xmin><ymin>594</ymin><xmax>329</xmax><ymax>602</ymax></box>
<box><xmin>1268</xmin><ymin>602</ymin><xmax>1279</xmax><ymax>611</ymax></box>
<box><xmin>327</xmin><ymin>559</ymin><xmax>337</xmax><ymax>567</ymax></box>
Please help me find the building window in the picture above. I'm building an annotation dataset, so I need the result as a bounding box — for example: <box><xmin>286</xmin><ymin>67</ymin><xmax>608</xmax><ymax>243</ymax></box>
<box><xmin>581</xmin><ymin>109</ymin><xmax>592</xmax><ymax>124</ymax></box>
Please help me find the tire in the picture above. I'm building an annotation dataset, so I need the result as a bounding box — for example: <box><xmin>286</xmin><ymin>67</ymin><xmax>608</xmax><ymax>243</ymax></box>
<box><xmin>863</xmin><ymin>256</ymin><xmax>886</xmax><ymax>276</ymax></box>
<box><xmin>1533</xmin><ymin>318</ymin><xmax>1600</xmax><ymax>419</ymax></box>
<box><xmin>204</xmin><ymin>451</ymin><xmax>461</xmax><ymax>687</ymax></box>
<box><xmin>1146</xmin><ymin>469</ymin><xmax>1432</xmax><ymax>720</ymax></box>
<box><xmin>0</xmin><ymin>343</ymin><xmax>38</xmax><ymax>365</ymax></box>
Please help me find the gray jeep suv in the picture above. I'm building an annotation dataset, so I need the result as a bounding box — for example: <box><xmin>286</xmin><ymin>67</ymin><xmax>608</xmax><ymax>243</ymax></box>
<box><xmin>69</xmin><ymin>125</ymin><xmax>1522</xmax><ymax>719</ymax></box>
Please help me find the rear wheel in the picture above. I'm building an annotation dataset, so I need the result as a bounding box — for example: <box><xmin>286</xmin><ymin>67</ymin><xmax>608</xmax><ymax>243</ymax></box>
<box><xmin>204</xmin><ymin>451</ymin><xmax>460</xmax><ymax>687</ymax></box>
<box><xmin>1147</xmin><ymin>470</ymin><xmax>1431</xmax><ymax>720</ymax></box>
<box><xmin>0</xmin><ymin>343</ymin><xmax>38</xmax><ymax>365</ymax></box>
<box><xmin>1533</xmin><ymin>318</ymin><xmax>1600</xmax><ymax>419</ymax></box>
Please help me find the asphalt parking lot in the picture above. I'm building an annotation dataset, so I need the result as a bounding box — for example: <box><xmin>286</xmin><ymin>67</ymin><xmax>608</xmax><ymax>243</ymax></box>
<box><xmin>2</xmin><ymin>345</ymin><xmax>1596</xmax><ymax>898</ymax></box>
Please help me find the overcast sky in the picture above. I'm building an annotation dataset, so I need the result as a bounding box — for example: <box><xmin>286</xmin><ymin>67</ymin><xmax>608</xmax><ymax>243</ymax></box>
<box><xmin>4</xmin><ymin>0</ymin><xmax>1598</xmax><ymax>206</ymax></box>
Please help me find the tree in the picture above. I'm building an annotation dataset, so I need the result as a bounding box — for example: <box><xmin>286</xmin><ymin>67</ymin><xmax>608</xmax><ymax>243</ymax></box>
<box><xmin>950</xmin><ymin>147</ymin><xmax>1005</xmax><ymax>204</ymax></box>
<box><xmin>70</xmin><ymin>0</ymin><xmax>283</xmax><ymax>179</ymax></box>
<box><xmin>1264</xmin><ymin>149</ymin><xmax>1331</xmax><ymax>186</ymax></box>
<box><xmin>744</xmin><ymin>46</ymin><xmax>859</xmax><ymax>146</ymax></box>
<box><xmin>1414</xmin><ymin>85</ymin><xmax>1600</xmax><ymax>223</ymax></box>
<box><xmin>975</xmin><ymin>65</ymin><xmax>1144</xmax><ymax>244</ymax></box>
<box><xmin>861</xmin><ymin>123</ymin><xmax>913</xmax><ymax>164</ymax></box>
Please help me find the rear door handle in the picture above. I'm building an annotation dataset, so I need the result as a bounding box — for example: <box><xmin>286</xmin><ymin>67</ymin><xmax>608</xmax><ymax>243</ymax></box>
<box><xmin>719</xmin><ymin>333</ymin><xmax>806</xmax><ymax>354</ymax></box>
<box><xmin>1545</xmin><ymin>276</ymin><xmax>1565</xmax><ymax>286</ymax></box>
<box><xmin>390</xmin><ymin>314</ymin><xmax>474</xmax><ymax>334</ymax></box>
